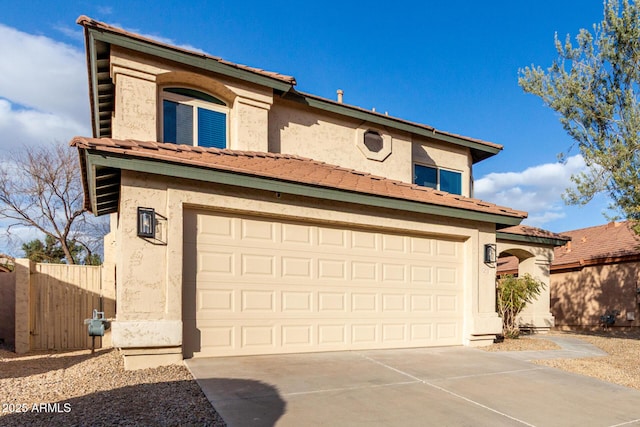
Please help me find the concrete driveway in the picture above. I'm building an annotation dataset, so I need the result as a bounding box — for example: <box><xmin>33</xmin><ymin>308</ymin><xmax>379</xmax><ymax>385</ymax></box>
<box><xmin>186</xmin><ymin>339</ymin><xmax>640</xmax><ymax>427</ymax></box>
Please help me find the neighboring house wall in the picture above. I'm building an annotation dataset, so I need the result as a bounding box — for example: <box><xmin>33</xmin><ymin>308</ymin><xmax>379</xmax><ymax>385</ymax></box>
<box><xmin>108</xmin><ymin>47</ymin><xmax>473</xmax><ymax>195</ymax></box>
<box><xmin>551</xmin><ymin>261</ymin><xmax>640</xmax><ymax>328</ymax></box>
<box><xmin>0</xmin><ymin>271</ymin><xmax>16</xmax><ymax>346</ymax></box>
<box><xmin>110</xmin><ymin>169</ymin><xmax>501</xmax><ymax>368</ymax></box>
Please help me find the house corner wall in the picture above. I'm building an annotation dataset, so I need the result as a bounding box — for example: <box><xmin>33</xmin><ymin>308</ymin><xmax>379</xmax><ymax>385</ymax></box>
<box><xmin>111</xmin><ymin>172</ymin><xmax>182</xmax><ymax>369</ymax></box>
<box><xmin>465</xmin><ymin>227</ymin><xmax>502</xmax><ymax>347</ymax></box>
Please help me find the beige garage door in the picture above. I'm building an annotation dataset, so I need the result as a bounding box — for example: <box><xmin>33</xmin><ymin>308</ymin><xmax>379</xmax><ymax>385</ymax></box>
<box><xmin>183</xmin><ymin>210</ymin><xmax>463</xmax><ymax>358</ymax></box>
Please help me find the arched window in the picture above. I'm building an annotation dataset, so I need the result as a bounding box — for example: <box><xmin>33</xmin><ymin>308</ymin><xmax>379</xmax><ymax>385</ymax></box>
<box><xmin>161</xmin><ymin>87</ymin><xmax>228</xmax><ymax>148</ymax></box>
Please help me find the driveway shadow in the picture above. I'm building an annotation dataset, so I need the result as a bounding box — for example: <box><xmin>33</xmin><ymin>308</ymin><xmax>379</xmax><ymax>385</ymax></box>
<box><xmin>195</xmin><ymin>378</ymin><xmax>286</xmax><ymax>427</ymax></box>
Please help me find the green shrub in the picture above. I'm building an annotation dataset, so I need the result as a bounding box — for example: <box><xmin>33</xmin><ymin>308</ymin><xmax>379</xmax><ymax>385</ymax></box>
<box><xmin>497</xmin><ymin>274</ymin><xmax>545</xmax><ymax>338</ymax></box>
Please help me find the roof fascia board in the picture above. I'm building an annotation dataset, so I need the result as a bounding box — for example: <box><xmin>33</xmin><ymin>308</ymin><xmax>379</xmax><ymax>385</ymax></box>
<box><xmin>83</xmin><ymin>150</ymin><xmax>99</xmax><ymax>212</ymax></box>
<box><xmin>87</xmin><ymin>31</ymin><xmax>101</xmax><ymax>138</ymax></box>
<box><xmin>497</xmin><ymin>231</ymin><xmax>569</xmax><ymax>247</ymax></box>
<box><xmin>86</xmin><ymin>28</ymin><xmax>293</xmax><ymax>92</ymax></box>
<box><xmin>285</xmin><ymin>93</ymin><xmax>502</xmax><ymax>162</ymax></box>
<box><xmin>84</xmin><ymin>151</ymin><xmax>523</xmax><ymax>226</ymax></box>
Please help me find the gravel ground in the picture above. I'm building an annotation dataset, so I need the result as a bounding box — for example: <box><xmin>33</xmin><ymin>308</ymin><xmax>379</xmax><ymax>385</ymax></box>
<box><xmin>481</xmin><ymin>335</ymin><xmax>561</xmax><ymax>352</ymax></box>
<box><xmin>533</xmin><ymin>330</ymin><xmax>640</xmax><ymax>390</ymax></box>
<box><xmin>0</xmin><ymin>346</ymin><xmax>225</xmax><ymax>426</ymax></box>
<box><xmin>482</xmin><ymin>329</ymin><xmax>640</xmax><ymax>391</ymax></box>
<box><xmin>2</xmin><ymin>330</ymin><xmax>640</xmax><ymax>426</ymax></box>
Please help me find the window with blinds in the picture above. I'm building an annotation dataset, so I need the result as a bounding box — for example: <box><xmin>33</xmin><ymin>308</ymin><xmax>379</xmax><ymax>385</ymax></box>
<box><xmin>162</xmin><ymin>88</ymin><xmax>227</xmax><ymax>149</ymax></box>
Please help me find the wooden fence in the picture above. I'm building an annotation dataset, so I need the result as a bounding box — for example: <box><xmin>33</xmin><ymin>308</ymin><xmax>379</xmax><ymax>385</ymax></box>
<box><xmin>13</xmin><ymin>259</ymin><xmax>115</xmax><ymax>353</ymax></box>
<box><xmin>0</xmin><ymin>271</ymin><xmax>15</xmax><ymax>346</ymax></box>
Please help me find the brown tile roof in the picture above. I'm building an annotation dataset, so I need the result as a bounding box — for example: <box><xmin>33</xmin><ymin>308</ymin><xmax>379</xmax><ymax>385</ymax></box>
<box><xmin>70</xmin><ymin>137</ymin><xmax>527</xmax><ymax>220</ymax></box>
<box><xmin>76</xmin><ymin>16</ymin><xmax>297</xmax><ymax>85</ymax></box>
<box><xmin>497</xmin><ymin>255</ymin><xmax>519</xmax><ymax>275</ymax></box>
<box><xmin>499</xmin><ymin>225</ymin><xmax>571</xmax><ymax>241</ymax></box>
<box><xmin>553</xmin><ymin>221</ymin><xmax>640</xmax><ymax>268</ymax></box>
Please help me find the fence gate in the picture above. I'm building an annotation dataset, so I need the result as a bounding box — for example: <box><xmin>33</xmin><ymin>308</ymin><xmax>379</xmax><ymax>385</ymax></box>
<box><xmin>29</xmin><ymin>264</ymin><xmax>107</xmax><ymax>350</ymax></box>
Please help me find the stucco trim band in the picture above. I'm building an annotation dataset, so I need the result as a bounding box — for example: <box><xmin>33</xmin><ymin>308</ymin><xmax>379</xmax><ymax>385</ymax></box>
<box><xmin>111</xmin><ymin>320</ymin><xmax>182</xmax><ymax>348</ymax></box>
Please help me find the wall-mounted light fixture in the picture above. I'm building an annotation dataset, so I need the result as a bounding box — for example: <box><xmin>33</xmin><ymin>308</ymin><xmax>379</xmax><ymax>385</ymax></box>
<box><xmin>484</xmin><ymin>243</ymin><xmax>497</xmax><ymax>264</ymax></box>
<box><xmin>137</xmin><ymin>207</ymin><xmax>156</xmax><ymax>238</ymax></box>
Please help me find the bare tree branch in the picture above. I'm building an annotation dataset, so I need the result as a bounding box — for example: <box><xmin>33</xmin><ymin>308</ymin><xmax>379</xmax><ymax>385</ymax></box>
<box><xmin>0</xmin><ymin>141</ymin><xmax>107</xmax><ymax>264</ymax></box>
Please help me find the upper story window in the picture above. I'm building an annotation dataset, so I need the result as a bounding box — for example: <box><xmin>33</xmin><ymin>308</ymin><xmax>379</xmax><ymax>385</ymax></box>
<box><xmin>162</xmin><ymin>87</ymin><xmax>228</xmax><ymax>149</ymax></box>
<box><xmin>414</xmin><ymin>164</ymin><xmax>462</xmax><ymax>195</ymax></box>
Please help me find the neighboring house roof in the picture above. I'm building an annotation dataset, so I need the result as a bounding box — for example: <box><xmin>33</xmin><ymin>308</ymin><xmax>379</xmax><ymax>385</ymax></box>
<box><xmin>77</xmin><ymin>16</ymin><xmax>502</xmax><ymax>163</ymax></box>
<box><xmin>497</xmin><ymin>256</ymin><xmax>519</xmax><ymax>275</ymax></box>
<box><xmin>552</xmin><ymin>221</ymin><xmax>640</xmax><ymax>271</ymax></box>
<box><xmin>71</xmin><ymin>137</ymin><xmax>527</xmax><ymax>226</ymax></box>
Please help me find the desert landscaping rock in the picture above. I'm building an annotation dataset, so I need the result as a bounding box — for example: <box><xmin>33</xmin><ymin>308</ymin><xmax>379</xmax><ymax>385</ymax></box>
<box><xmin>0</xmin><ymin>347</ymin><xmax>225</xmax><ymax>426</ymax></box>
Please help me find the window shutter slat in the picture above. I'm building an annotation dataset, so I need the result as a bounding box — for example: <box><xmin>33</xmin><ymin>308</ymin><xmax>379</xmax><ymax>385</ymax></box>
<box><xmin>198</xmin><ymin>108</ymin><xmax>226</xmax><ymax>149</ymax></box>
<box><xmin>176</xmin><ymin>103</ymin><xmax>194</xmax><ymax>145</ymax></box>
<box><xmin>163</xmin><ymin>100</ymin><xmax>178</xmax><ymax>143</ymax></box>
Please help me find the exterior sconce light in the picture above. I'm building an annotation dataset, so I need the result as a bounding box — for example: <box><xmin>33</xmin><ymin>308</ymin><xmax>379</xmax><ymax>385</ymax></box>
<box><xmin>137</xmin><ymin>207</ymin><xmax>156</xmax><ymax>238</ymax></box>
<box><xmin>484</xmin><ymin>243</ymin><xmax>497</xmax><ymax>264</ymax></box>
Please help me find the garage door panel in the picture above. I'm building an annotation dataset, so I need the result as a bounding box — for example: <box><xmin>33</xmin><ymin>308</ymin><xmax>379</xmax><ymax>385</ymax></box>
<box><xmin>194</xmin><ymin>285</ymin><xmax>456</xmax><ymax>317</ymax></box>
<box><xmin>184</xmin><ymin>210</ymin><xmax>464</xmax><ymax>357</ymax></box>
<box><xmin>193</xmin><ymin>319</ymin><xmax>460</xmax><ymax>357</ymax></box>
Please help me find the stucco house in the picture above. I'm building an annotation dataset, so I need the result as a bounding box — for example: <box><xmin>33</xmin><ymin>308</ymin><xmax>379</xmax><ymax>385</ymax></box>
<box><xmin>551</xmin><ymin>221</ymin><xmax>640</xmax><ymax>329</ymax></box>
<box><xmin>72</xmin><ymin>16</ymin><xmax>566</xmax><ymax>369</ymax></box>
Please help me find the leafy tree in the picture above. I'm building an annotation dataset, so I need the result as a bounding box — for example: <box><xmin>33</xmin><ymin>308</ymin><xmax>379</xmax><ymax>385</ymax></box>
<box><xmin>496</xmin><ymin>274</ymin><xmax>545</xmax><ymax>339</ymax></box>
<box><xmin>0</xmin><ymin>142</ymin><xmax>106</xmax><ymax>264</ymax></box>
<box><xmin>519</xmin><ymin>0</ymin><xmax>640</xmax><ymax>230</ymax></box>
<box><xmin>21</xmin><ymin>235</ymin><xmax>101</xmax><ymax>265</ymax></box>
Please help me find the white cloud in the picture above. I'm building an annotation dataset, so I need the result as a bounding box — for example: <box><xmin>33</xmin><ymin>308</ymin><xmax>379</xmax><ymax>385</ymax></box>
<box><xmin>475</xmin><ymin>155</ymin><xmax>587</xmax><ymax>227</ymax></box>
<box><xmin>0</xmin><ymin>24</ymin><xmax>90</xmax><ymax>150</ymax></box>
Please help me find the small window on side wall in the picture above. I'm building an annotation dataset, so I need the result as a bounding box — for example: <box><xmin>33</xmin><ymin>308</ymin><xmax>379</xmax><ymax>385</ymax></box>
<box><xmin>161</xmin><ymin>88</ymin><xmax>228</xmax><ymax>149</ymax></box>
<box><xmin>414</xmin><ymin>164</ymin><xmax>462</xmax><ymax>195</ymax></box>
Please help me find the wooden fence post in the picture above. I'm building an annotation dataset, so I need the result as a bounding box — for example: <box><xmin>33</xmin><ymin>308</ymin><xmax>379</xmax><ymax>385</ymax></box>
<box><xmin>14</xmin><ymin>258</ymin><xmax>33</xmax><ymax>354</ymax></box>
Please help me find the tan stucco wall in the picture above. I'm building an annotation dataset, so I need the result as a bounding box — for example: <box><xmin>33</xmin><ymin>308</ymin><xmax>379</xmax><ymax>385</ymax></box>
<box><xmin>109</xmin><ymin>170</ymin><xmax>501</xmax><ymax>366</ymax></box>
<box><xmin>551</xmin><ymin>261</ymin><xmax>640</xmax><ymax>328</ymax></box>
<box><xmin>109</xmin><ymin>47</ymin><xmax>473</xmax><ymax>195</ymax></box>
<box><xmin>496</xmin><ymin>241</ymin><xmax>556</xmax><ymax>332</ymax></box>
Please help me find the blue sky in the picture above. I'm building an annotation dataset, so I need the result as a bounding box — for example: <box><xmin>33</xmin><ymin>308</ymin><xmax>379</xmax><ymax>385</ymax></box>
<box><xmin>0</xmin><ymin>1</ymin><xmax>619</xmax><ymax>253</ymax></box>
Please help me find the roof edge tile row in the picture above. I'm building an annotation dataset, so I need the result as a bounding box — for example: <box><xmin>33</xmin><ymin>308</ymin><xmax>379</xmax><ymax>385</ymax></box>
<box><xmin>71</xmin><ymin>136</ymin><xmax>527</xmax><ymax>221</ymax></box>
